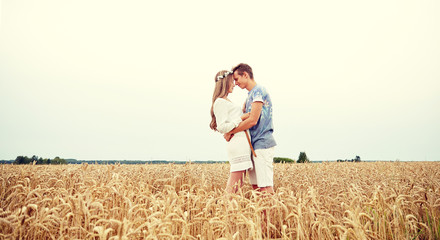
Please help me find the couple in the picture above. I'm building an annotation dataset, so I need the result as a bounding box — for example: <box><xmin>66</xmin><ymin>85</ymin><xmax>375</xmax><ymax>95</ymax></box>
<box><xmin>210</xmin><ymin>63</ymin><xmax>276</xmax><ymax>194</ymax></box>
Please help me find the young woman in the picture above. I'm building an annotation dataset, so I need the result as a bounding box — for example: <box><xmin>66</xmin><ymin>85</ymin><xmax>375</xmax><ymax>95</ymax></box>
<box><xmin>210</xmin><ymin>70</ymin><xmax>253</xmax><ymax>193</ymax></box>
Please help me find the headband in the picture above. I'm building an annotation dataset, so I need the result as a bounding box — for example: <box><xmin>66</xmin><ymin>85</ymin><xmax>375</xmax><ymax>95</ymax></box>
<box><xmin>216</xmin><ymin>71</ymin><xmax>233</xmax><ymax>82</ymax></box>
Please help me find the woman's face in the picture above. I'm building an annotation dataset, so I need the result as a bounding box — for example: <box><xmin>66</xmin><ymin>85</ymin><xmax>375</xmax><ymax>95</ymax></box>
<box><xmin>228</xmin><ymin>78</ymin><xmax>235</xmax><ymax>94</ymax></box>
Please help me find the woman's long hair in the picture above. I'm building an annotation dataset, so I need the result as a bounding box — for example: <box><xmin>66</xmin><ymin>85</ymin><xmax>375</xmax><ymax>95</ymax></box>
<box><xmin>210</xmin><ymin>70</ymin><xmax>234</xmax><ymax>131</ymax></box>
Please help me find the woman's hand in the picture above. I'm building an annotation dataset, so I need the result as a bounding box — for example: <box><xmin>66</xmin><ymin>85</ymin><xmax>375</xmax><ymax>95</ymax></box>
<box><xmin>241</xmin><ymin>112</ymin><xmax>250</xmax><ymax>121</ymax></box>
<box><xmin>224</xmin><ymin>132</ymin><xmax>234</xmax><ymax>142</ymax></box>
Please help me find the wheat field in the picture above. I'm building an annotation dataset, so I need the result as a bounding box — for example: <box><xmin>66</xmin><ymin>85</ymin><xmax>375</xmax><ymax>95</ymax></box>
<box><xmin>0</xmin><ymin>162</ymin><xmax>439</xmax><ymax>239</ymax></box>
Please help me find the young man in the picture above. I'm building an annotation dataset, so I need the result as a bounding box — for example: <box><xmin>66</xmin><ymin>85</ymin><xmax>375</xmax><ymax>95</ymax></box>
<box><xmin>224</xmin><ymin>63</ymin><xmax>276</xmax><ymax>193</ymax></box>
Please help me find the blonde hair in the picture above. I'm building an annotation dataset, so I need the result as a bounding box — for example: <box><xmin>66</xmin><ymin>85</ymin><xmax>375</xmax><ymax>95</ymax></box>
<box><xmin>210</xmin><ymin>70</ymin><xmax>234</xmax><ymax>131</ymax></box>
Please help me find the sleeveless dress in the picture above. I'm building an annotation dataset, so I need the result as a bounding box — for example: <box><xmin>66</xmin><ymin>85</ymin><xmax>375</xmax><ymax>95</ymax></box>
<box><xmin>213</xmin><ymin>98</ymin><xmax>253</xmax><ymax>172</ymax></box>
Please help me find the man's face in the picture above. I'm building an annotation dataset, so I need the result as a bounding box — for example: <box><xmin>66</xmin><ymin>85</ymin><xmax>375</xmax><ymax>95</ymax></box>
<box><xmin>233</xmin><ymin>71</ymin><xmax>246</xmax><ymax>89</ymax></box>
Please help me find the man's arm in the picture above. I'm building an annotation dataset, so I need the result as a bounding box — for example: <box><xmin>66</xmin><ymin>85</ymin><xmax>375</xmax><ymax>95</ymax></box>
<box><xmin>224</xmin><ymin>102</ymin><xmax>262</xmax><ymax>141</ymax></box>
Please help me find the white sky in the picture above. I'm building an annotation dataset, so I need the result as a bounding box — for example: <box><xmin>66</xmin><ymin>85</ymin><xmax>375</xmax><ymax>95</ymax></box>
<box><xmin>1</xmin><ymin>1</ymin><xmax>439</xmax><ymax>161</ymax></box>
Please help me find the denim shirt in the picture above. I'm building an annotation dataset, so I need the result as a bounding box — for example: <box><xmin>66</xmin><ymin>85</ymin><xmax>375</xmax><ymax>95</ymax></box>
<box><xmin>245</xmin><ymin>85</ymin><xmax>276</xmax><ymax>150</ymax></box>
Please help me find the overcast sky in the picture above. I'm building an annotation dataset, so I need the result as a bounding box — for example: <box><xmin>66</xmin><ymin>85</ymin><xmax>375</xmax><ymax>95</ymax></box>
<box><xmin>1</xmin><ymin>1</ymin><xmax>439</xmax><ymax>162</ymax></box>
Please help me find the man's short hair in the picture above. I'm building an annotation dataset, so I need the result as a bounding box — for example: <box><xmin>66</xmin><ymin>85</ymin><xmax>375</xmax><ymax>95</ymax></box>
<box><xmin>232</xmin><ymin>63</ymin><xmax>254</xmax><ymax>80</ymax></box>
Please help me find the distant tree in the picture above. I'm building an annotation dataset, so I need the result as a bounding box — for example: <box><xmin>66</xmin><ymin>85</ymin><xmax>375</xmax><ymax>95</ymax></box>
<box><xmin>31</xmin><ymin>155</ymin><xmax>39</xmax><ymax>164</ymax></box>
<box><xmin>297</xmin><ymin>152</ymin><xmax>310</xmax><ymax>163</ymax></box>
<box><xmin>66</xmin><ymin>159</ymin><xmax>79</xmax><ymax>164</ymax></box>
<box><xmin>51</xmin><ymin>156</ymin><xmax>67</xmax><ymax>164</ymax></box>
<box><xmin>15</xmin><ymin>156</ymin><xmax>25</xmax><ymax>164</ymax></box>
<box><xmin>53</xmin><ymin>157</ymin><xmax>61</xmax><ymax>164</ymax></box>
<box><xmin>14</xmin><ymin>156</ymin><xmax>31</xmax><ymax>164</ymax></box>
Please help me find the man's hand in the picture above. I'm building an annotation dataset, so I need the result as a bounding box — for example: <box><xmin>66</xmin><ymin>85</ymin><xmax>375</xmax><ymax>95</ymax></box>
<box><xmin>224</xmin><ymin>132</ymin><xmax>234</xmax><ymax>142</ymax></box>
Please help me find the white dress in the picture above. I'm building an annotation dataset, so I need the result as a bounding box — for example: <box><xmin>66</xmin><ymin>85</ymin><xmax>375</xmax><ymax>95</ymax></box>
<box><xmin>213</xmin><ymin>98</ymin><xmax>253</xmax><ymax>172</ymax></box>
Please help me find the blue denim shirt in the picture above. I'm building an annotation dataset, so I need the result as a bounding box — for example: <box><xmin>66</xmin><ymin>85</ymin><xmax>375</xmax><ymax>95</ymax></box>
<box><xmin>245</xmin><ymin>85</ymin><xmax>276</xmax><ymax>150</ymax></box>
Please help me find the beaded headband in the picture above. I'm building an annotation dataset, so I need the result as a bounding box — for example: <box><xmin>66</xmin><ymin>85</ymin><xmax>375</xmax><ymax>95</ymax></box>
<box><xmin>216</xmin><ymin>71</ymin><xmax>233</xmax><ymax>82</ymax></box>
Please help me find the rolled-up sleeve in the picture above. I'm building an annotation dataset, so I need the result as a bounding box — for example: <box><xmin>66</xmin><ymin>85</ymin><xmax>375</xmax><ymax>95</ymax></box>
<box><xmin>252</xmin><ymin>88</ymin><xmax>264</xmax><ymax>103</ymax></box>
<box><xmin>213</xmin><ymin>100</ymin><xmax>242</xmax><ymax>134</ymax></box>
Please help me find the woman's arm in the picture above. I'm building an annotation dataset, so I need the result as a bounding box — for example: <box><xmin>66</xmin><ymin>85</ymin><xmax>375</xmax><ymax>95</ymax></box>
<box><xmin>214</xmin><ymin>100</ymin><xmax>242</xmax><ymax>134</ymax></box>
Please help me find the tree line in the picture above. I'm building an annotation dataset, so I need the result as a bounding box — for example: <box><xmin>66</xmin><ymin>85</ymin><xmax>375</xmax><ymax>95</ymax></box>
<box><xmin>8</xmin><ymin>152</ymin><xmax>317</xmax><ymax>165</ymax></box>
<box><xmin>336</xmin><ymin>156</ymin><xmax>362</xmax><ymax>162</ymax></box>
<box><xmin>276</xmin><ymin>153</ymin><xmax>363</xmax><ymax>163</ymax></box>
<box><xmin>6</xmin><ymin>157</ymin><xmax>225</xmax><ymax>165</ymax></box>
<box><xmin>13</xmin><ymin>155</ymin><xmax>67</xmax><ymax>165</ymax></box>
